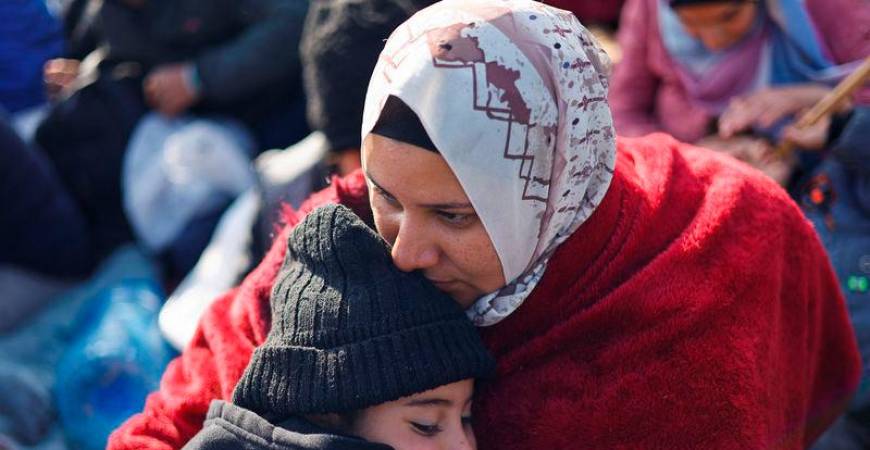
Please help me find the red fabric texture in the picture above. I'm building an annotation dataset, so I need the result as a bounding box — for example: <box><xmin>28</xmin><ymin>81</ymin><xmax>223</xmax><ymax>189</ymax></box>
<box><xmin>108</xmin><ymin>135</ymin><xmax>860</xmax><ymax>449</ymax></box>
<box><xmin>542</xmin><ymin>0</ymin><xmax>626</xmax><ymax>24</ymax></box>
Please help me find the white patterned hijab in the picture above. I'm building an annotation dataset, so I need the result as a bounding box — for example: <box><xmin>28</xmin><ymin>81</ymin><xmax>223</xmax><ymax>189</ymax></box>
<box><xmin>362</xmin><ymin>0</ymin><xmax>616</xmax><ymax>326</ymax></box>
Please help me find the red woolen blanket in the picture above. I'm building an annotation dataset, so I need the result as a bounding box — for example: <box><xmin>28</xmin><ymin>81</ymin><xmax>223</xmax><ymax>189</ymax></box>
<box><xmin>108</xmin><ymin>134</ymin><xmax>860</xmax><ymax>449</ymax></box>
<box><xmin>543</xmin><ymin>0</ymin><xmax>626</xmax><ymax>24</ymax></box>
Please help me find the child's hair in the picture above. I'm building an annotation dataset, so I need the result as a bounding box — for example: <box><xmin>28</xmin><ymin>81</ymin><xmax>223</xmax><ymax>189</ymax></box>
<box><xmin>232</xmin><ymin>204</ymin><xmax>495</xmax><ymax>418</ymax></box>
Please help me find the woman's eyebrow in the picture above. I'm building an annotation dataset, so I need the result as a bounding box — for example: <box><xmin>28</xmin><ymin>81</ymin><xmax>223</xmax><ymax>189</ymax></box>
<box><xmin>420</xmin><ymin>201</ymin><xmax>474</xmax><ymax>210</ymax></box>
<box><xmin>364</xmin><ymin>170</ymin><xmax>394</xmax><ymax>197</ymax></box>
<box><xmin>404</xmin><ymin>398</ymin><xmax>453</xmax><ymax>407</ymax></box>
<box><xmin>365</xmin><ymin>170</ymin><xmax>473</xmax><ymax>210</ymax></box>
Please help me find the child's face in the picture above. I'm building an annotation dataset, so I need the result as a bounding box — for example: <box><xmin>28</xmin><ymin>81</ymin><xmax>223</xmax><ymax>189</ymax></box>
<box><xmin>351</xmin><ymin>379</ymin><xmax>477</xmax><ymax>450</ymax></box>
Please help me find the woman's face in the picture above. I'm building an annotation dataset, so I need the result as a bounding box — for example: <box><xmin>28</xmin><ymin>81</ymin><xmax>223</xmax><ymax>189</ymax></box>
<box><xmin>675</xmin><ymin>1</ymin><xmax>759</xmax><ymax>51</ymax></box>
<box><xmin>362</xmin><ymin>134</ymin><xmax>505</xmax><ymax>308</ymax></box>
<box><xmin>351</xmin><ymin>379</ymin><xmax>477</xmax><ymax>450</ymax></box>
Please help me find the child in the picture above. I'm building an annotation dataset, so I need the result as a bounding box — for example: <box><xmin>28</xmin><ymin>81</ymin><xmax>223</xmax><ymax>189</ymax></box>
<box><xmin>183</xmin><ymin>203</ymin><xmax>496</xmax><ymax>450</ymax></box>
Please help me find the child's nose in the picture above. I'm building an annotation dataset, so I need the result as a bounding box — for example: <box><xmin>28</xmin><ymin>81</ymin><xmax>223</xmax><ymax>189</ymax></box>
<box><xmin>446</xmin><ymin>430</ymin><xmax>475</xmax><ymax>450</ymax></box>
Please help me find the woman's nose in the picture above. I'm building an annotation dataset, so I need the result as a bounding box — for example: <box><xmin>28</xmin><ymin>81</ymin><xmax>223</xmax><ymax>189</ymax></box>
<box><xmin>390</xmin><ymin>216</ymin><xmax>439</xmax><ymax>272</ymax></box>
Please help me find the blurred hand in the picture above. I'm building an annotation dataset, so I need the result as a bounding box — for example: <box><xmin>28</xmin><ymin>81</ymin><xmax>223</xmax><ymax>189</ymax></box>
<box><xmin>143</xmin><ymin>63</ymin><xmax>199</xmax><ymax>117</ymax></box>
<box><xmin>718</xmin><ymin>84</ymin><xmax>832</xmax><ymax>138</ymax></box>
<box><xmin>44</xmin><ymin>58</ymin><xmax>81</xmax><ymax>100</ymax></box>
<box><xmin>697</xmin><ymin>135</ymin><xmax>795</xmax><ymax>185</ymax></box>
<box><xmin>781</xmin><ymin>114</ymin><xmax>831</xmax><ymax>151</ymax></box>
<box><xmin>698</xmin><ymin>134</ymin><xmax>769</xmax><ymax>160</ymax></box>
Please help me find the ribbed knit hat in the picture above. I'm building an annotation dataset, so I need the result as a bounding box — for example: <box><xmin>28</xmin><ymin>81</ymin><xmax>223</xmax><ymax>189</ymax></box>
<box><xmin>233</xmin><ymin>204</ymin><xmax>495</xmax><ymax>416</ymax></box>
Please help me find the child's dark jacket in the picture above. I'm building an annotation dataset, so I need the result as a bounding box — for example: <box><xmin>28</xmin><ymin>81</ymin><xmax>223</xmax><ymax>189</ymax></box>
<box><xmin>183</xmin><ymin>401</ymin><xmax>390</xmax><ymax>450</ymax></box>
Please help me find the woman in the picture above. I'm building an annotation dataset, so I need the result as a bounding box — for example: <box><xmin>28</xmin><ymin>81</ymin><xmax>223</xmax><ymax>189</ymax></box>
<box><xmin>110</xmin><ymin>1</ymin><xmax>860</xmax><ymax>448</ymax></box>
<box><xmin>610</xmin><ymin>0</ymin><xmax>868</xmax><ymax>164</ymax></box>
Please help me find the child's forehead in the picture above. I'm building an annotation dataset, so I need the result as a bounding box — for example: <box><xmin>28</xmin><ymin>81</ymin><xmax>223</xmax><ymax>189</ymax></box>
<box><xmin>399</xmin><ymin>379</ymin><xmax>476</xmax><ymax>408</ymax></box>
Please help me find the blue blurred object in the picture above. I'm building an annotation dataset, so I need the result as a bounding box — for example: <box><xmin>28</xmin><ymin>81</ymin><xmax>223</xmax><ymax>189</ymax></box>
<box><xmin>0</xmin><ymin>0</ymin><xmax>64</xmax><ymax>113</ymax></box>
<box><xmin>54</xmin><ymin>279</ymin><xmax>176</xmax><ymax>450</ymax></box>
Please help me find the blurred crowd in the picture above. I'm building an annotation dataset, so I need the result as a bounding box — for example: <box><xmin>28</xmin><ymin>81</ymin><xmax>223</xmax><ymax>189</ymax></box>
<box><xmin>0</xmin><ymin>0</ymin><xmax>867</xmax><ymax>449</ymax></box>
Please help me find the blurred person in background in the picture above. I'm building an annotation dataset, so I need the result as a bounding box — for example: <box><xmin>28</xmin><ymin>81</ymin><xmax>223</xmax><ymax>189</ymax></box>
<box><xmin>0</xmin><ymin>0</ymin><xmax>64</xmax><ymax>138</ymax></box>
<box><xmin>301</xmin><ymin>0</ymin><xmax>436</xmax><ymax>176</ymax></box>
<box><xmin>44</xmin><ymin>0</ymin><xmax>310</xmax><ymax>146</ymax></box>
<box><xmin>0</xmin><ymin>117</ymin><xmax>90</xmax><ymax>278</ymax></box>
<box><xmin>0</xmin><ymin>114</ymin><xmax>92</xmax><ymax>329</ymax></box>
<box><xmin>609</xmin><ymin>0</ymin><xmax>869</xmax><ymax>187</ymax></box>
<box><xmin>780</xmin><ymin>104</ymin><xmax>870</xmax><ymax>449</ymax></box>
<box><xmin>34</xmin><ymin>0</ymin><xmax>310</xmax><ymax>265</ymax></box>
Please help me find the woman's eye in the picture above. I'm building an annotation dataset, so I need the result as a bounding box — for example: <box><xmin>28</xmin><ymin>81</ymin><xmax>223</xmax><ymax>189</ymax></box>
<box><xmin>437</xmin><ymin>211</ymin><xmax>474</xmax><ymax>227</ymax></box>
<box><xmin>410</xmin><ymin>422</ymin><xmax>442</xmax><ymax>437</ymax></box>
<box><xmin>375</xmin><ymin>186</ymin><xmax>400</xmax><ymax>207</ymax></box>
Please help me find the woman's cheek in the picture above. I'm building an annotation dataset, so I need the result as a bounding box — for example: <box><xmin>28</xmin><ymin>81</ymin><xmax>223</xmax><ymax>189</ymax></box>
<box><xmin>451</xmin><ymin>225</ymin><xmax>501</xmax><ymax>283</ymax></box>
<box><xmin>371</xmin><ymin>202</ymin><xmax>400</xmax><ymax>245</ymax></box>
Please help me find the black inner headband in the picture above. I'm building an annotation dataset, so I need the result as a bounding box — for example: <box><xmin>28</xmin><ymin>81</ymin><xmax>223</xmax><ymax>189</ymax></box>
<box><xmin>370</xmin><ymin>95</ymin><xmax>440</xmax><ymax>153</ymax></box>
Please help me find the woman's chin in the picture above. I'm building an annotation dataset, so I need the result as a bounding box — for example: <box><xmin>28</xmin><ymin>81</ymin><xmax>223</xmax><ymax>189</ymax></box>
<box><xmin>432</xmin><ymin>280</ymin><xmax>478</xmax><ymax>309</ymax></box>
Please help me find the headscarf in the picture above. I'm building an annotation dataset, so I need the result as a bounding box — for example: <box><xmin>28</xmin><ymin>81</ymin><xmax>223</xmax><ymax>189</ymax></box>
<box><xmin>361</xmin><ymin>0</ymin><xmax>616</xmax><ymax>326</ymax></box>
<box><xmin>658</xmin><ymin>0</ymin><xmax>859</xmax><ymax>114</ymax></box>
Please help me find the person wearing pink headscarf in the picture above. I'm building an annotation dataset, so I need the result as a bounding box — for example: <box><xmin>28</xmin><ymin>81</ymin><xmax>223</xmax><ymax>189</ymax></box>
<box><xmin>110</xmin><ymin>1</ymin><xmax>860</xmax><ymax>449</ymax></box>
<box><xmin>610</xmin><ymin>0</ymin><xmax>868</xmax><ymax>183</ymax></box>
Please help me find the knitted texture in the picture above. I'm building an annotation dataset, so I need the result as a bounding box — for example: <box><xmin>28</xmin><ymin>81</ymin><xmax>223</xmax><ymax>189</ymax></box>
<box><xmin>232</xmin><ymin>204</ymin><xmax>494</xmax><ymax>415</ymax></box>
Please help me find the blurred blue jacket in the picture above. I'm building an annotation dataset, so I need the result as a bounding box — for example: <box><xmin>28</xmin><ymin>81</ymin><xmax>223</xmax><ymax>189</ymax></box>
<box><xmin>805</xmin><ymin>106</ymin><xmax>870</xmax><ymax>449</ymax></box>
<box><xmin>0</xmin><ymin>116</ymin><xmax>91</xmax><ymax>278</ymax></box>
<box><xmin>0</xmin><ymin>0</ymin><xmax>64</xmax><ymax>113</ymax></box>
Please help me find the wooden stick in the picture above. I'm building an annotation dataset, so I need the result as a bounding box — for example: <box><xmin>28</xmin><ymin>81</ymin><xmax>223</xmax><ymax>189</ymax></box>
<box><xmin>776</xmin><ymin>56</ymin><xmax>870</xmax><ymax>157</ymax></box>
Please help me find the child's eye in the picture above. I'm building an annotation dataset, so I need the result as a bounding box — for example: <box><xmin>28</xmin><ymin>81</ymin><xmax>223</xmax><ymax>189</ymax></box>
<box><xmin>410</xmin><ymin>421</ymin><xmax>442</xmax><ymax>437</ymax></box>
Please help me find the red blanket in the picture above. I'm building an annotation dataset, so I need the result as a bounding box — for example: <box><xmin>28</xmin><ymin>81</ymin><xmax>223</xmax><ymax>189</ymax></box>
<box><xmin>543</xmin><ymin>0</ymin><xmax>625</xmax><ymax>24</ymax></box>
<box><xmin>108</xmin><ymin>134</ymin><xmax>860</xmax><ymax>449</ymax></box>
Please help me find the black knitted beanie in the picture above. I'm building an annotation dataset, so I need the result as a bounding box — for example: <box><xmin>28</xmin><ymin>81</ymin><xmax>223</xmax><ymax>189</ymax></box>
<box><xmin>233</xmin><ymin>204</ymin><xmax>495</xmax><ymax>416</ymax></box>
